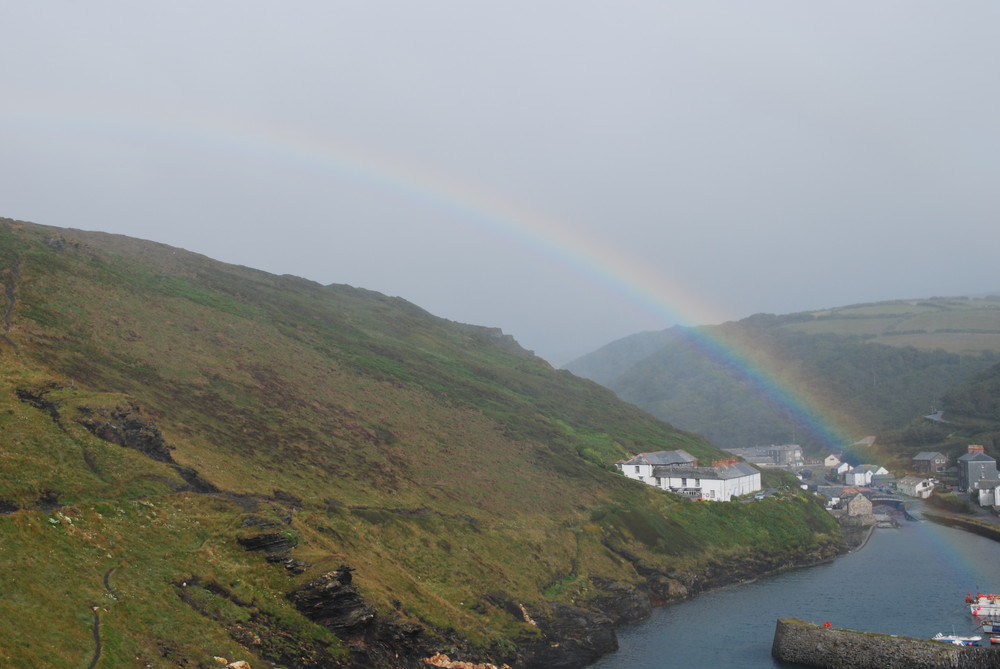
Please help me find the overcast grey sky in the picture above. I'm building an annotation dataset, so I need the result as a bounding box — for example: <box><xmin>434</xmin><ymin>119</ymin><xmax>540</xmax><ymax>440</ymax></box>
<box><xmin>4</xmin><ymin>2</ymin><xmax>1000</xmax><ymax>364</ymax></box>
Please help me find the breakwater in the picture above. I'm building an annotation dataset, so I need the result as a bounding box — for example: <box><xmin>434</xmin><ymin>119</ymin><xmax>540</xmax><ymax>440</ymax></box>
<box><xmin>771</xmin><ymin>618</ymin><xmax>1000</xmax><ymax>669</ymax></box>
<box><xmin>922</xmin><ymin>512</ymin><xmax>1000</xmax><ymax>542</ymax></box>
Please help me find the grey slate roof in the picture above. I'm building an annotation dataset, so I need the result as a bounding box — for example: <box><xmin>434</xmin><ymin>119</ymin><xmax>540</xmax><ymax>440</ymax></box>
<box><xmin>651</xmin><ymin>462</ymin><xmax>758</xmax><ymax>480</ymax></box>
<box><xmin>622</xmin><ymin>450</ymin><xmax>697</xmax><ymax>467</ymax></box>
<box><xmin>959</xmin><ymin>452</ymin><xmax>996</xmax><ymax>463</ymax></box>
<box><xmin>913</xmin><ymin>451</ymin><xmax>945</xmax><ymax>461</ymax></box>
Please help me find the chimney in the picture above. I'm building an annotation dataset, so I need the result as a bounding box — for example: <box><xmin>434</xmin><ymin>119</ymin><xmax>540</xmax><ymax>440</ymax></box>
<box><xmin>969</xmin><ymin>445</ymin><xmax>985</xmax><ymax>454</ymax></box>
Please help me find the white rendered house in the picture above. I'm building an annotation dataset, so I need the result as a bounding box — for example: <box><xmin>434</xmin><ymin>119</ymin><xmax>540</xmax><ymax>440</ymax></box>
<box><xmin>617</xmin><ymin>451</ymin><xmax>761</xmax><ymax>501</ymax></box>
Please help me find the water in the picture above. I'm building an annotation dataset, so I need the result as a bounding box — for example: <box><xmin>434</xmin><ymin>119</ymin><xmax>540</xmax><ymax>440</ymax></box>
<box><xmin>590</xmin><ymin>514</ymin><xmax>1000</xmax><ymax>668</ymax></box>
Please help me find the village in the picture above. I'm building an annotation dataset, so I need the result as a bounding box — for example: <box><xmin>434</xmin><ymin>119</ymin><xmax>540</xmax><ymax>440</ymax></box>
<box><xmin>615</xmin><ymin>442</ymin><xmax>1000</xmax><ymax>529</ymax></box>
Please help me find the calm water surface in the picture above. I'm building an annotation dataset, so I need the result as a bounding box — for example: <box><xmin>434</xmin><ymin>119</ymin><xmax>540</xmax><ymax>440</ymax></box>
<box><xmin>590</xmin><ymin>512</ymin><xmax>1000</xmax><ymax>668</ymax></box>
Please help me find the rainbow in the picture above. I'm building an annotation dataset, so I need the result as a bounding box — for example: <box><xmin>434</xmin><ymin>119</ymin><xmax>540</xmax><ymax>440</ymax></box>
<box><xmin>6</xmin><ymin>105</ymin><xmax>855</xmax><ymax>450</ymax></box>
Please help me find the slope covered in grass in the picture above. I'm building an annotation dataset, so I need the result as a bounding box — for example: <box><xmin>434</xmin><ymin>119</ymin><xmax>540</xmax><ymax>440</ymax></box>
<box><xmin>0</xmin><ymin>218</ymin><xmax>841</xmax><ymax>668</ymax></box>
<box><xmin>568</xmin><ymin>310</ymin><xmax>999</xmax><ymax>452</ymax></box>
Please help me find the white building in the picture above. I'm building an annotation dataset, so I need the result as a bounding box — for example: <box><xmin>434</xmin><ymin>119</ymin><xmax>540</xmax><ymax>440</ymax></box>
<box><xmin>973</xmin><ymin>479</ymin><xmax>1000</xmax><ymax>507</ymax></box>
<box><xmin>845</xmin><ymin>464</ymin><xmax>889</xmax><ymax>487</ymax></box>
<box><xmin>617</xmin><ymin>450</ymin><xmax>698</xmax><ymax>483</ymax></box>
<box><xmin>617</xmin><ymin>451</ymin><xmax>761</xmax><ymax>501</ymax></box>
<box><xmin>896</xmin><ymin>475</ymin><xmax>935</xmax><ymax>499</ymax></box>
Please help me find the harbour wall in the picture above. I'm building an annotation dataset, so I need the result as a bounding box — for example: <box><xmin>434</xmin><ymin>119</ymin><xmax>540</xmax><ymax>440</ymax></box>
<box><xmin>771</xmin><ymin>618</ymin><xmax>1000</xmax><ymax>669</ymax></box>
<box><xmin>922</xmin><ymin>512</ymin><xmax>1000</xmax><ymax>542</ymax></box>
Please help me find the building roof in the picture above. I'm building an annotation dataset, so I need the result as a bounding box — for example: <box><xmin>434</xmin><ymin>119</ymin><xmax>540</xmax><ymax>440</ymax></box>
<box><xmin>652</xmin><ymin>462</ymin><xmax>758</xmax><ymax>481</ymax></box>
<box><xmin>913</xmin><ymin>451</ymin><xmax>946</xmax><ymax>461</ymax></box>
<box><xmin>973</xmin><ymin>479</ymin><xmax>1000</xmax><ymax>490</ymax></box>
<box><xmin>622</xmin><ymin>450</ymin><xmax>697</xmax><ymax>467</ymax></box>
<box><xmin>959</xmin><ymin>452</ymin><xmax>996</xmax><ymax>463</ymax></box>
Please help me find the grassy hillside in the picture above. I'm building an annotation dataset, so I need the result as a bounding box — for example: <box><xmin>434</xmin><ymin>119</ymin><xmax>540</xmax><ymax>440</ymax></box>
<box><xmin>566</xmin><ymin>309</ymin><xmax>999</xmax><ymax>453</ymax></box>
<box><xmin>786</xmin><ymin>297</ymin><xmax>1000</xmax><ymax>354</ymax></box>
<box><xmin>0</xmin><ymin>219</ymin><xmax>841</xmax><ymax>669</ymax></box>
<box><xmin>874</xmin><ymin>361</ymin><xmax>1000</xmax><ymax>470</ymax></box>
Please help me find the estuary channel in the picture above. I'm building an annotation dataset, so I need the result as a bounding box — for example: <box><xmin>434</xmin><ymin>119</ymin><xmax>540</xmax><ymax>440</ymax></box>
<box><xmin>590</xmin><ymin>508</ymin><xmax>1000</xmax><ymax>668</ymax></box>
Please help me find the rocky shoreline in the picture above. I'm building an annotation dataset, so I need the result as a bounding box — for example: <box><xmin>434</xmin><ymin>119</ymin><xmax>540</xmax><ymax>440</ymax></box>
<box><xmin>282</xmin><ymin>538</ymin><xmax>846</xmax><ymax>669</ymax></box>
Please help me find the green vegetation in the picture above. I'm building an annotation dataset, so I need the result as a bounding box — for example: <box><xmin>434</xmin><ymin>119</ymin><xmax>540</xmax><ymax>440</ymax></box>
<box><xmin>925</xmin><ymin>489</ymin><xmax>974</xmax><ymax>514</ymax></box>
<box><xmin>0</xmin><ymin>218</ymin><xmax>841</xmax><ymax>667</ymax></box>
<box><xmin>568</xmin><ymin>308</ymin><xmax>999</xmax><ymax>453</ymax></box>
<box><xmin>874</xmin><ymin>361</ymin><xmax>1000</xmax><ymax>469</ymax></box>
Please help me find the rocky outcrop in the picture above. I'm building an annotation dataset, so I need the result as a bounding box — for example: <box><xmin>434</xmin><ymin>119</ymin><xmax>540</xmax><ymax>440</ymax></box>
<box><xmin>237</xmin><ymin>530</ymin><xmax>305</xmax><ymax>573</ymax></box>
<box><xmin>74</xmin><ymin>402</ymin><xmax>174</xmax><ymax>462</ymax></box>
<box><xmin>288</xmin><ymin>566</ymin><xmax>433</xmax><ymax>668</ymax></box>
<box><xmin>517</xmin><ymin>603</ymin><xmax>617</xmax><ymax>669</ymax></box>
<box><xmin>177</xmin><ymin>579</ymin><xmax>342</xmax><ymax>668</ymax></box>
<box><xmin>283</xmin><ymin>540</ymin><xmax>845</xmax><ymax>669</ymax></box>
<box><xmin>289</xmin><ymin>566</ymin><xmax>378</xmax><ymax>634</ymax></box>
<box><xmin>772</xmin><ymin>618</ymin><xmax>1000</xmax><ymax>668</ymax></box>
<box><xmin>588</xmin><ymin>578</ymin><xmax>653</xmax><ymax>626</ymax></box>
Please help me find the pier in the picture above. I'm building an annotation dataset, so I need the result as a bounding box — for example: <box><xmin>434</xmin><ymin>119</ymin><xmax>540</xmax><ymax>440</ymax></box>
<box><xmin>772</xmin><ymin>618</ymin><xmax>1000</xmax><ymax>669</ymax></box>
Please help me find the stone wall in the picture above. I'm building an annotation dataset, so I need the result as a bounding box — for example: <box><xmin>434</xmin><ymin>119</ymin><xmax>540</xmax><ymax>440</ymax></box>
<box><xmin>772</xmin><ymin>618</ymin><xmax>1000</xmax><ymax>669</ymax></box>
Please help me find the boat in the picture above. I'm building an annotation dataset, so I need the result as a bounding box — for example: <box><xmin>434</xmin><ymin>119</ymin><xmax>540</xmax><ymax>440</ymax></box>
<box><xmin>967</xmin><ymin>593</ymin><xmax>1000</xmax><ymax>617</ymax></box>
<box><xmin>931</xmin><ymin>633</ymin><xmax>981</xmax><ymax>646</ymax></box>
<box><xmin>991</xmin><ymin>636</ymin><xmax>1000</xmax><ymax>645</ymax></box>
<box><xmin>978</xmin><ymin>620</ymin><xmax>1000</xmax><ymax>634</ymax></box>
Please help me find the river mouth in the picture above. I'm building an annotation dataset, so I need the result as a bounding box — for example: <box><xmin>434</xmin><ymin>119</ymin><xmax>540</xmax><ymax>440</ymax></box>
<box><xmin>590</xmin><ymin>511</ymin><xmax>1000</xmax><ymax>668</ymax></box>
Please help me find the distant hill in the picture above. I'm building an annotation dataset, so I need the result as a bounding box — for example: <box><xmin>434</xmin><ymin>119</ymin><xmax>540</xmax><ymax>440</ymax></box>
<box><xmin>0</xmin><ymin>218</ymin><xmax>841</xmax><ymax>669</ymax></box>
<box><xmin>875</xmin><ymin>360</ymin><xmax>1000</xmax><ymax>468</ymax></box>
<box><xmin>566</xmin><ymin>301</ymin><xmax>1000</xmax><ymax>453</ymax></box>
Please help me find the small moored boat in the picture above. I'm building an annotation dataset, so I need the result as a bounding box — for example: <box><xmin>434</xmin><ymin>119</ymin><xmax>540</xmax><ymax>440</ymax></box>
<box><xmin>931</xmin><ymin>633</ymin><xmax>981</xmax><ymax>646</ymax></box>
<box><xmin>978</xmin><ymin>620</ymin><xmax>1000</xmax><ymax>634</ymax></box>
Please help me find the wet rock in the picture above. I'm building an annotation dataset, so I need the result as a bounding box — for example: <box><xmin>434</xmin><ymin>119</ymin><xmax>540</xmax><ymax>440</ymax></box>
<box><xmin>588</xmin><ymin>578</ymin><xmax>652</xmax><ymax>626</ymax></box>
<box><xmin>74</xmin><ymin>402</ymin><xmax>174</xmax><ymax>463</ymax></box>
<box><xmin>0</xmin><ymin>499</ymin><xmax>19</xmax><ymax>514</ymax></box>
<box><xmin>518</xmin><ymin>603</ymin><xmax>617</xmax><ymax>669</ymax></box>
<box><xmin>288</xmin><ymin>566</ymin><xmax>376</xmax><ymax>634</ymax></box>
<box><xmin>237</xmin><ymin>532</ymin><xmax>297</xmax><ymax>556</ymax></box>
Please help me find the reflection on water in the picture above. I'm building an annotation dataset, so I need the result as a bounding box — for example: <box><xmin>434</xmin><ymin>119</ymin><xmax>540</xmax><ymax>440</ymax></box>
<box><xmin>590</xmin><ymin>515</ymin><xmax>1000</xmax><ymax>668</ymax></box>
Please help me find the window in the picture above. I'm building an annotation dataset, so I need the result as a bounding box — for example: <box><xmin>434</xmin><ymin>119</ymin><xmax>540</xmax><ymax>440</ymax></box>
<box><xmin>635</xmin><ymin>465</ymin><xmax>640</xmax><ymax>473</ymax></box>
<box><xmin>655</xmin><ymin>477</ymin><xmax>662</xmax><ymax>486</ymax></box>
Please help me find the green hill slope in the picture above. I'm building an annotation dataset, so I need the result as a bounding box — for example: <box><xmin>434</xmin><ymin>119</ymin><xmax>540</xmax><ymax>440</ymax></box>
<box><xmin>566</xmin><ymin>307</ymin><xmax>1000</xmax><ymax>453</ymax></box>
<box><xmin>0</xmin><ymin>219</ymin><xmax>841</xmax><ymax>669</ymax></box>
<box><xmin>874</xmin><ymin>361</ymin><xmax>1000</xmax><ymax>469</ymax></box>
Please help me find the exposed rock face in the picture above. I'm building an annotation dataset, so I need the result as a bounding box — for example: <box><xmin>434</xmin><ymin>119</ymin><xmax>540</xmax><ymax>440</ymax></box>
<box><xmin>0</xmin><ymin>499</ymin><xmax>20</xmax><ymax>514</ymax></box>
<box><xmin>237</xmin><ymin>531</ymin><xmax>306</xmax><ymax>573</ymax></box>
<box><xmin>74</xmin><ymin>402</ymin><xmax>174</xmax><ymax>462</ymax></box>
<box><xmin>588</xmin><ymin>578</ymin><xmax>653</xmax><ymax>626</ymax></box>
<box><xmin>290</xmin><ymin>567</ymin><xmax>437</xmax><ymax>665</ymax></box>
<box><xmin>73</xmin><ymin>400</ymin><xmax>219</xmax><ymax>492</ymax></box>
<box><xmin>518</xmin><ymin>603</ymin><xmax>617</xmax><ymax>669</ymax></box>
<box><xmin>289</xmin><ymin>566</ymin><xmax>377</xmax><ymax>634</ymax></box>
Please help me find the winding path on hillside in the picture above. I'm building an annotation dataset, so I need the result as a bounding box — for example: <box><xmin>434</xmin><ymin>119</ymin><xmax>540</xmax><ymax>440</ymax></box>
<box><xmin>86</xmin><ymin>567</ymin><xmax>118</xmax><ymax>669</ymax></box>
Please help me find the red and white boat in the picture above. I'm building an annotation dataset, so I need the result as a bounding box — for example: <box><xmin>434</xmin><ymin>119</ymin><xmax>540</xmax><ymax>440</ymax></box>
<box><xmin>967</xmin><ymin>593</ymin><xmax>1000</xmax><ymax>617</ymax></box>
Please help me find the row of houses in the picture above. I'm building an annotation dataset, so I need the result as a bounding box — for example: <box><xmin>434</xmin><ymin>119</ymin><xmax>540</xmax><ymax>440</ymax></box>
<box><xmin>831</xmin><ymin>461</ymin><xmax>890</xmax><ymax>487</ymax></box>
<box><xmin>616</xmin><ymin>450</ymin><xmax>761</xmax><ymax>501</ymax></box>
<box><xmin>726</xmin><ymin>444</ymin><xmax>804</xmax><ymax>467</ymax></box>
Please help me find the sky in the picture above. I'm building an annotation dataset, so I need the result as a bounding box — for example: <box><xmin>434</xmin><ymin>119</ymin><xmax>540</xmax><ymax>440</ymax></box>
<box><xmin>3</xmin><ymin>2</ymin><xmax>1000</xmax><ymax>365</ymax></box>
